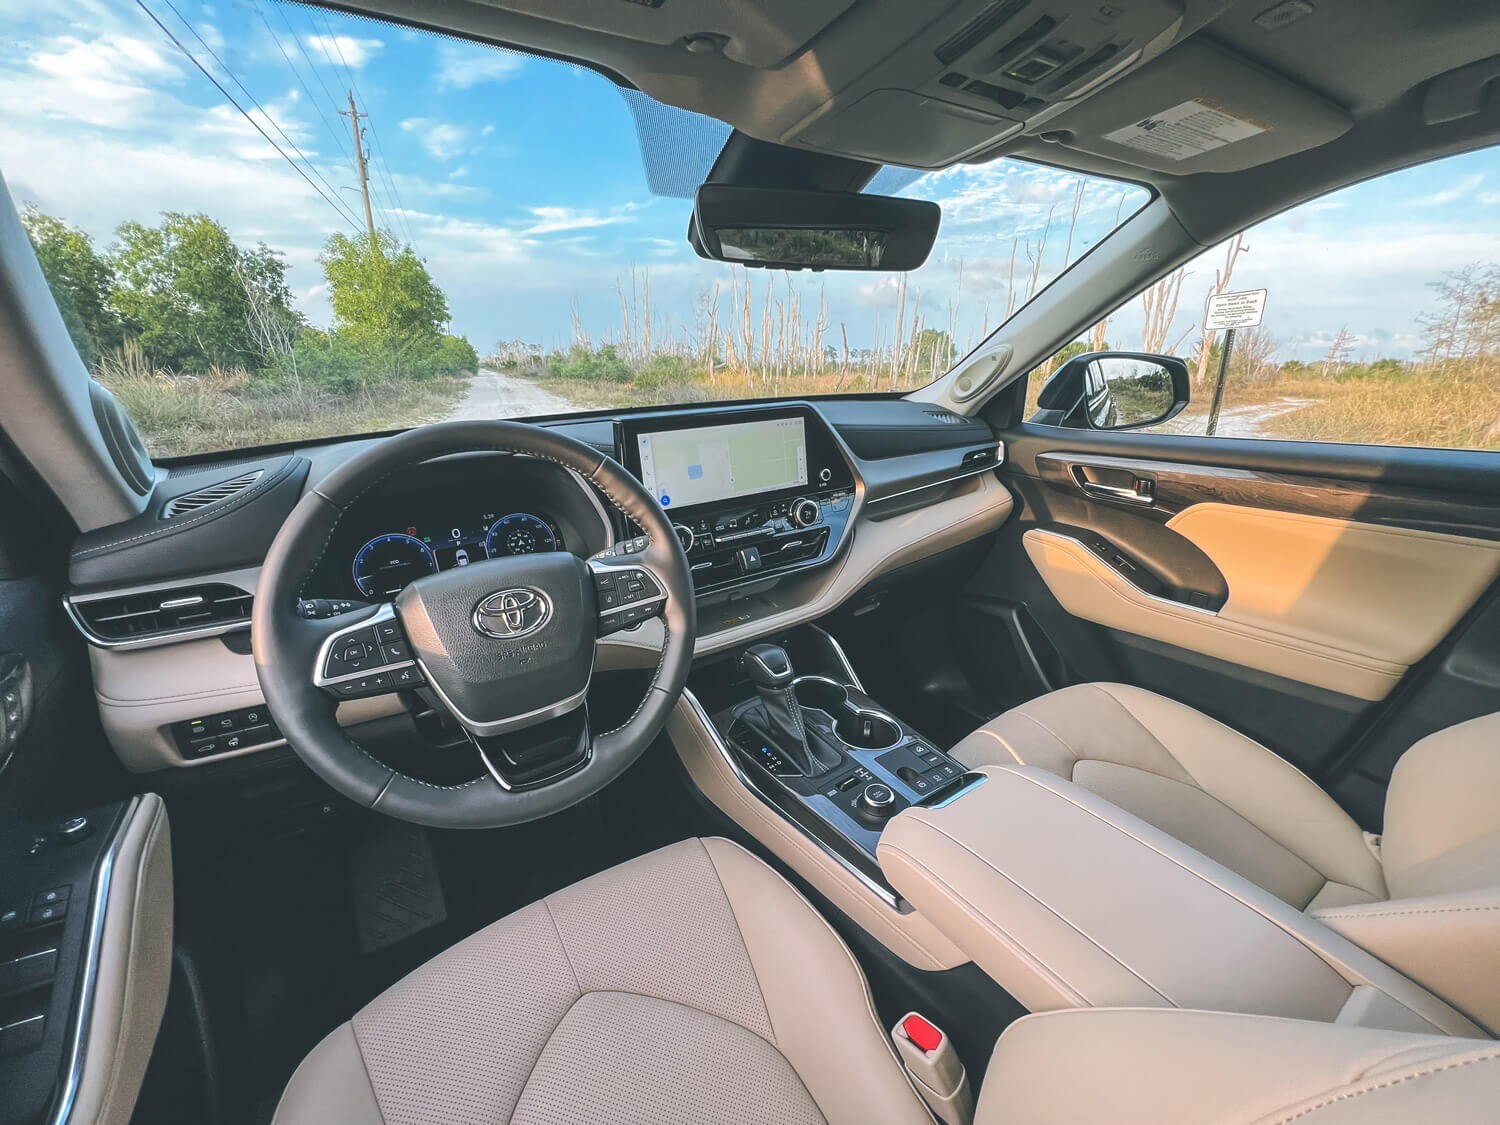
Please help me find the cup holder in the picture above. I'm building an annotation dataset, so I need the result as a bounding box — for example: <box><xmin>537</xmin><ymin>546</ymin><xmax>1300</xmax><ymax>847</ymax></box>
<box><xmin>792</xmin><ymin>676</ymin><xmax>903</xmax><ymax>751</ymax></box>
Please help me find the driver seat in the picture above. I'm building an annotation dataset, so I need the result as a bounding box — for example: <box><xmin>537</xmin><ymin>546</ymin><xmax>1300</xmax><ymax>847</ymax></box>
<box><xmin>272</xmin><ymin>837</ymin><xmax>935</xmax><ymax>1125</ymax></box>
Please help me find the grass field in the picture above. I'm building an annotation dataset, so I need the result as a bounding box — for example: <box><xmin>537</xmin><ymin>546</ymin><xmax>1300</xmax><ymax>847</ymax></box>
<box><xmin>101</xmin><ymin>367</ymin><xmax>467</xmax><ymax>459</ymax></box>
<box><xmin>1023</xmin><ymin>361</ymin><xmax>1500</xmax><ymax>451</ymax></box>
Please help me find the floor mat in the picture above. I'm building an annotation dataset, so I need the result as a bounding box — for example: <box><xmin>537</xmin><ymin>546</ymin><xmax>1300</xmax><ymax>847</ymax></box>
<box><xmin>349</xmin><ymin>819</ymin><xmax>448</xmax><ymax>954</ymax></box>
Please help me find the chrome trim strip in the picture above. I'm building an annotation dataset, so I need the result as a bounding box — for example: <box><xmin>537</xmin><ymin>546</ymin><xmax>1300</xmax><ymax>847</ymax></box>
<box><xmin>808</xmin><ymin>625</ymin><xmax>866</xmax><ymax>692</ymax></box>
<box><xmin>679</xmin><ymin>688</ymin><xmax>902</xmax><ymax>910</ymax></box>
<box><xmin>47</xmin><ymin>794</ymin><xmax>135</xmax><ymax>1125</ymax></box>
<box><xmin>587</xmin><ymin>558</ymin><xmax>669</xmax><ymax>619</ymax></box>
<box><xmin>928</xmin><ymin>773</ymin><xmax>988</xmax><ymax>809</ymax></box>
<box><xmin>416</xmin><ymin>655</ymin><xmax>592</xmax><ymax>736</ymax></box>
<box><xmin>864</xmin><ymin>457</ymin><xmax>999</xmax><ymax>508</ymax></box>
<box><xmin>311</xmin><ymin>604</ymin><xmax>420</xmax><ymax>688</ymax></box>
<box><xmin>64</xmin><ymin>565</ymin><xmax>263</xmax><ymax>652</ymax></box>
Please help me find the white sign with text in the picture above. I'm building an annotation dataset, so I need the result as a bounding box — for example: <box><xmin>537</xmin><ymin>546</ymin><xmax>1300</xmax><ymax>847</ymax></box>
<box><xmin>1204</xmin><ymin>289</ymin><xmax>1268</xmax><ymax>330</ymax></box>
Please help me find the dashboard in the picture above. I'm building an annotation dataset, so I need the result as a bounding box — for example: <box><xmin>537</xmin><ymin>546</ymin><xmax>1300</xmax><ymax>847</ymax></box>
<box><xmin>350</xmin><ymin>511</ymin><xmax>566</xmax><ymax>599</ymax></box>
<box><xmin>302</xmin><ymin>455</ymin><xmax>608</xmax><ymax>604</ymax></box>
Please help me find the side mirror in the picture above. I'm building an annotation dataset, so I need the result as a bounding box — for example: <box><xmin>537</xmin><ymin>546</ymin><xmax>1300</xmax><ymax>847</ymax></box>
<box><xmin>1032</xmin><ymin>351</ymin><xmax>1190</xmax><ymax>430</ymax></box>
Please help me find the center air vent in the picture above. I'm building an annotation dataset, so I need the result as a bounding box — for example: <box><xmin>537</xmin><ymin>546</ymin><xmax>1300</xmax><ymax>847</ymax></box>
<box><xmin>162</xmin><ymin>470</ymin><xmax>263</xmax><ymax>518</ymax></box>
<box><xmin>68</xmin><ymin>583</ymin><xmax>253</xmax><ymax>646</ymax></box>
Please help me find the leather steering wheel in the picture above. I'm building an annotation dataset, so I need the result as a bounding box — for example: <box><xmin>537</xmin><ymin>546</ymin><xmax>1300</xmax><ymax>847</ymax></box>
<box><xmin>251</xmin><ymin>420</ymin><xmax>696</xmax><ymax>828</ymax></box>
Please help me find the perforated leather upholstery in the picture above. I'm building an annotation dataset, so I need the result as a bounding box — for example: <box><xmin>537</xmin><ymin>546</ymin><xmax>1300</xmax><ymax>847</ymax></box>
<box><xmin>273</xmin><ymin>837</ymin><xmax>933</xmax><ymax>1125</ymax></box>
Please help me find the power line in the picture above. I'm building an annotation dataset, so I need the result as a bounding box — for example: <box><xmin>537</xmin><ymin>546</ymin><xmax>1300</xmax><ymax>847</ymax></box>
<box><xmin>255</xmin><ymin>3</ymin><xmax>355</xmax><ymax>169</ymax></box>
<box><xmin>267</xmin><ymin>1</ymin><xmax>410</xmax><ymax>242</ymax></box>
<box><xmin>152</xmin><ymin>0</ymin><xmax>362</xmax><ymax>231</ymax></box>
<box><xmin>134</xmin><ymin>0</ymin><xmax>361</xmax><ymax>232</ymax></box>
<box><xmin>311</xmin><ymin>8</ymin><xmax>414</xmax><ymax>245</ymax></box>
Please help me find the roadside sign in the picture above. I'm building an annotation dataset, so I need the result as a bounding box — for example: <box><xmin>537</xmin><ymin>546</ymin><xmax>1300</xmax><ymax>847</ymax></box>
<box><xmin>1204</xmin><ymin>289</ymin><xmax>1267</xmax><ymax>331</ymax></box>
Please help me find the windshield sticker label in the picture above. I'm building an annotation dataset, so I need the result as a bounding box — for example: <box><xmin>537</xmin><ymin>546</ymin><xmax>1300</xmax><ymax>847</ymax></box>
<box><xmin>1103</xmin><ymin>99</ymin><xmax>1267</xmax><ymax>161</ymax></box>
<box><xmin>1204</xmin><ymin>289</ymin><xmax>1269</xmax><ymax>330</ymax></box>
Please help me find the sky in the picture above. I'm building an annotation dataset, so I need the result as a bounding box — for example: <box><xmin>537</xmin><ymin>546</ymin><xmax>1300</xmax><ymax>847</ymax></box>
<box><xmin>2</xmin><ymin>0</ymin><xmax>1498</xmax><ymax>367</ymax></box>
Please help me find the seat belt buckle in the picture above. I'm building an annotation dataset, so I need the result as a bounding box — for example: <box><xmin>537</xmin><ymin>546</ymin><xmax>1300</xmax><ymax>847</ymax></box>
<box><xmin>891</xmin><ymin>1012</ymin><xmax>973</xmax><ymax>1125</ymax></box>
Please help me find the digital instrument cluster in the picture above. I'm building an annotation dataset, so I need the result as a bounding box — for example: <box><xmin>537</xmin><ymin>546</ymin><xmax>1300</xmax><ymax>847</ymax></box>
<box><xmin>351</xmin><ymin>511</ymin><xmax>565</xmax><ymax>600</ymax></box>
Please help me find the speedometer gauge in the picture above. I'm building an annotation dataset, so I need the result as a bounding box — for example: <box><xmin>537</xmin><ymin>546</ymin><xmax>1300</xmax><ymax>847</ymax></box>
<box><xmin>485</xmin><ymin>513</ymin><xmax>559</xmax><ymax>557</ymax></box>
<box><xmin>352</xmin><ymin>533</ymin><xmax>438</xmax><ymax>599</ymax></box>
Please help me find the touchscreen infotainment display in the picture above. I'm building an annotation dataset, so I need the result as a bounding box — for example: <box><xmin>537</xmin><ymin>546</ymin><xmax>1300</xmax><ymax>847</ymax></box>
<box><xmin>636</xmin><ymin>417</ymin><xmax>808</xmax><ymax>510</ymax></box>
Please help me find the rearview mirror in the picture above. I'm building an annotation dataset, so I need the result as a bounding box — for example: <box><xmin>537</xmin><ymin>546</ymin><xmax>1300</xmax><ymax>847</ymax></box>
<box><xmin>1032</xmin><ymin>352</ymin><xmax>1190</xmax><ymax>430</ymax></box>
<box><xmin>690</xmin><ymin>184</ymin><xmax>940</xmax><ymax>272</ymax></box>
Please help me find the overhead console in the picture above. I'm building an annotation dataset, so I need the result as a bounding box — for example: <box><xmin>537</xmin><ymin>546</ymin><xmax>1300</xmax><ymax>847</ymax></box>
<box><xmin>617</xmin><ymin>405</ymin><xmax>856</xmax><ymax>595</ymax></box>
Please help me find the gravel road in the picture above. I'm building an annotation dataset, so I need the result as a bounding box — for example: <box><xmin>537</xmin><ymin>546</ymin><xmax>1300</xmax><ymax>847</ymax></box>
<box><xmin>446</xmin><ymin>368</ymin><xmax>577</xmax><ymax>421</ymax></box>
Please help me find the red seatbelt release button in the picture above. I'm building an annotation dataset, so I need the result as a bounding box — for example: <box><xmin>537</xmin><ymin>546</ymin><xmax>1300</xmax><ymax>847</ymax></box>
<box><xmin>901</xmin><ymin>1013</ymin><xmax>943</xmax><ymax>1053</ymax></box>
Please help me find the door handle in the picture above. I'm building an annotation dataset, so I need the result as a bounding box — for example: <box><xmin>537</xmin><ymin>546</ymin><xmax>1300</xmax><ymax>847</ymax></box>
<box><xmin>1075</xmin><ymin>474</ymin><xmax>1156</xmax><ymax>505</ymax></box>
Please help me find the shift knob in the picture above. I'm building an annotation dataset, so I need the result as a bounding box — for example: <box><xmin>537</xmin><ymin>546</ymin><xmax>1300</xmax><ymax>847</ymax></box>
<box><xmin>740</xmin><ymin>643</ymin><xmax>794</xmax><ymax>687</ymax></box>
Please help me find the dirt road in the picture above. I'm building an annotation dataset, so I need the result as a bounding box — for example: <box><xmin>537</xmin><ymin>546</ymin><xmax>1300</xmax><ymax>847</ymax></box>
<box><xmin>446</xmin><ymin>368</ymin><xmax>577</xmax><ymax>421</ymax></box>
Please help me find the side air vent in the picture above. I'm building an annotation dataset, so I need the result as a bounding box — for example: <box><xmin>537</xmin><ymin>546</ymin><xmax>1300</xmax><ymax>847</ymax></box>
<box><xmin>935</xmin><ymin>0</ymin><xmax>1031</xmax><ymax>66</ymax></box>
<box><xmin>69</xmin><ymin>583</ymin><xmax>253</xmax><ymax>646</ymax></box>
<box><xmin>923</xmin><ymin>409</ymin><xmax>969</xmax><ymax>425</ymax></box>
<box><xmin>162</xmin><ymin>470</ymin><xmax>264</xmax><ymax>518</ymax></box>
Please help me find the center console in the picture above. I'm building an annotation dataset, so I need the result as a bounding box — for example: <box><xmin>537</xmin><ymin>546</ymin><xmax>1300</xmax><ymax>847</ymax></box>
<box><xmin>688</xmin><ymin>628</ymin><xmax>980</xmax><ymax>900</ymax></box>
<box><xmin>617</xmin><ymin>405</ymin><xmax>856</xmax><ymax>594</ymax></box>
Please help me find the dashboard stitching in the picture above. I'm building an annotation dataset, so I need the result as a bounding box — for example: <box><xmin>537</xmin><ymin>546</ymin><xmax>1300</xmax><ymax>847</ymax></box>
<box><xmin>72</xmin><ymin>458</ymin><xmax>301</xmax><ymax>557</ymax></box>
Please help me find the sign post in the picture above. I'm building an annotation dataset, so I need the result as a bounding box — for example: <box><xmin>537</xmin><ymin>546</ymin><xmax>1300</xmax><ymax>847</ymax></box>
<box><xmin>1202</xmin><ymin>289</ymin><xmax>1267</xmax><ymax>437</ymax></box>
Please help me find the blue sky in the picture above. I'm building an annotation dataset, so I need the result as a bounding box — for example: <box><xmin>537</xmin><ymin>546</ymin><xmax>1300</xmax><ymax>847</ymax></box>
<box><xmin>2</xmin><ymin>0</ymin><xmax>1498</xmax><ymax>367</ymax></box>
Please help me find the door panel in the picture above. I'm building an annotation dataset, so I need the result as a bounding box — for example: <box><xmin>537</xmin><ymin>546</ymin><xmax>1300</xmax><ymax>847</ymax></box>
<box><xmin>968</xmin><ymin>421</ymin><xmax>1500</xmax><ymax>825</ymax></box>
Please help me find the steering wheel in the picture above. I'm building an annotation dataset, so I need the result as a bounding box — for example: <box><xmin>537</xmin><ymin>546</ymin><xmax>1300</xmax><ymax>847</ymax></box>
<box><xmin>250</xmin><ymin>420</ymin><xmax>696</xmax><ymax>828</ymax></box>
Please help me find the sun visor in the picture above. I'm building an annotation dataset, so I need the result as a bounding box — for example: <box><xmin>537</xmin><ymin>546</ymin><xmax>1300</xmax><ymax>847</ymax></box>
<box><xmin>1052</xmin><ymin>38</ymin><xmax>1351</xmax><ymax>174</ymax></box>
<box><xmin>479</xmin><ymin>0</ymin><xmax>855</xmax><ymax>68</ymax></box>
<box><xmin>796</xmin><ymin>90</ymin><xmax>1023</xmax><ymax>169</ymax></box>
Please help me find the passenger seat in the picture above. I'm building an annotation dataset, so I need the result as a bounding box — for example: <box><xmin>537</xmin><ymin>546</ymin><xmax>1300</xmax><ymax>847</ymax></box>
<box><xmin>950</xmin><ymin>684</ymin><xmax>1500</xmax><ymax>1033</ymax></box>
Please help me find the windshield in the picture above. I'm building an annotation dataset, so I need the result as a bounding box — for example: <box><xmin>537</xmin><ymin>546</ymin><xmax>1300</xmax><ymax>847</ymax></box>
<box><xmin>4</xmin><ymin>1</ymin><xmax>1147</xmax><ymax>458</ymax></box>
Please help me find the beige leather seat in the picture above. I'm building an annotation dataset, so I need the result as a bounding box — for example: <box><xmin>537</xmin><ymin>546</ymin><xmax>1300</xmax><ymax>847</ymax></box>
<box><xmin>272</xmin><ymin>834</ymin><xmax>1500</xmax><ymax>1123</ymax></box>
<box><xmin>951</xmin><ymin>683</ymin><xmax>1500</xmax><ymax>1031</ymax></box>
<box><xmin>273</xmin><ymin>837</ymin><xmax>935</xmax><ymax>1125</ymax></box>
<box><xmin>980</xmin><ymin>1007</ymin><xmax>1500</xmax><ymax>1123</ymax></box>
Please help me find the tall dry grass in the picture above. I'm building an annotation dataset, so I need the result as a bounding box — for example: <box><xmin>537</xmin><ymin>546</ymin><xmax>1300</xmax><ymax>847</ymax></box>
<box><xmin>96</xmin><ymin>342</ymin><xmax>466</xmax><ymax>458</ymax></box>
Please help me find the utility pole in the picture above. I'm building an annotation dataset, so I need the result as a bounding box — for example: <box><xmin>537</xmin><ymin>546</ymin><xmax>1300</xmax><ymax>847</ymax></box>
<box><xmin>340</xmin><ymin>90</ymin><xmax>377</xmax><ymax>242</ymax></box>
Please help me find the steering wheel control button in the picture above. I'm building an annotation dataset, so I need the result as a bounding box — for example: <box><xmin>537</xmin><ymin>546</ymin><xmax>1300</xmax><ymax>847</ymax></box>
<box><xmin>379</xmin><ymin>638</ymin><xmax>412</xmax><ymax>662</ymax></box>
<box><xmin>391</xmin><ymin>665</ymin><xmax>425</xmax><ymax>688</ymax></box>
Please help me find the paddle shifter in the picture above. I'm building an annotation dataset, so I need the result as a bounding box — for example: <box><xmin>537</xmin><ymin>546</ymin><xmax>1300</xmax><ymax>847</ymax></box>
<box><xmin>738</xmin><ymin>644</ymin><xmax>839</xmax><ymax>777</ymax></box>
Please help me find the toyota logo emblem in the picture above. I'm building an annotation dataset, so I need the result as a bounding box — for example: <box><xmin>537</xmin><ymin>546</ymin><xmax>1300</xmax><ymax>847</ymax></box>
<box><xmin>473</xmin><ymin>587</ymin><xmax>552</xmax><ymax>639</ymax></box>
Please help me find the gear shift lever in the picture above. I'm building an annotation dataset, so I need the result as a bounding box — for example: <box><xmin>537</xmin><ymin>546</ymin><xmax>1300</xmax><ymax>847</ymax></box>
<box><xmin>739</xmin><ymin>644</ymin><xmax>837</xmax><ymax>777</ymax></box>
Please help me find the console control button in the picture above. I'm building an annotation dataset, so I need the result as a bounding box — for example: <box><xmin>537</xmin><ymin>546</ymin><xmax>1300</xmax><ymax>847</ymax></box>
<box><xmin>858</xmin><ymin>782</ymin><xmax>897</xmax><ymax>816</ymax></box>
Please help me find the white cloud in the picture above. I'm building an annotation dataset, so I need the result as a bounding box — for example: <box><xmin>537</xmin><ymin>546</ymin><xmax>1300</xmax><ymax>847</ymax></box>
<box><xmin>304</xmin><ymin>34</ymin><xmax>383</xmax><ymax>68</ymax></box>
<box><xmin>522</xmin><ymin>206</ymin><xmax>627</xmax><ymax>235</ymax></box>
<box><xmin>1480</xmin><ymin>192</ymin><xmax>1500</xmax><ymax>206</ymax></box>
<box><xmin>449</xmin><ymin>165</ymin><xmax>469</xmax><ymax>179</ymax></box>
<box><xmin>399</xmin><ymin>117</ymin><xmax>467</xmax><ymax>160</ymax></box>
<box><xmin>480</xmin><ymin>124</ymin><xmax>495</xmax><ymax>137</ymax></box>
<box><xmin>1414</xmin><ymin>173</ymin><xmax>1483</xmax><ymax>207</ymax></box>
<box><xmin>435</xmin><ymin>43</ymin><xmax>524</xmax><ymax>90</ymax></box>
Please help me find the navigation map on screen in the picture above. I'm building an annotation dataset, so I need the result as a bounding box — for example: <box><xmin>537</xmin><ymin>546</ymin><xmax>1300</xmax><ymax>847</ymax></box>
<box><xmin>636</xmin><ymin>417</ymin><xmax>808</xmax><ymax>510</ymax></box>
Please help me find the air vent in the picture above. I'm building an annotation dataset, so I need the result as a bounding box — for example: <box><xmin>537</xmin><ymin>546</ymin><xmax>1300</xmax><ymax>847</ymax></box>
<box><xmin>935</xmin><ymin>0</ymin><xmax>1031</xmax><ymax>66</ymax></box>
<box><xmin>162</xmin><ymin>470</ymin><xmax>263</xmax><ymax>518</ymax></box>
<box><xmin>923</xmin><ymin>409</ymin><xmax>968</xmax><ymax>425</ymax></box>
<box><xmin>69</xmin><ymin>583</ymin><xmax>253</xmax><ymax>645</ymax></box>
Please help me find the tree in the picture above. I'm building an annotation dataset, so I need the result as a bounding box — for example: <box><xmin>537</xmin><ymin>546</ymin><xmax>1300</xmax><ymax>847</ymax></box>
<box><xmin>1140</xmin><ymin>266</ymin><xmax>1190</xmax><ymax>354</ymax></box>
<box><xmin>1320</xmin><ymin>326</ymin><xmax>1355</xmax><ymax>379</ymax></box>
<box><xmin>1420</xmin><ymin>264</ymin><xmax>1500</xmax><ymax>366</ymax></box>
<box><xmin>21</xmin><ymin>206</ymin><xmax>120</xmax><ymax>367</ymax></box>
<box><xmin>319</xmin><ymin>230</ymin><xmax>451</xmax><ymax>379</ymax></box>
<box><xmin>108</xmin><ymin>212</ymin><xmax>294</xmax><ymax>371</ymax></box>
<box><xmin>1192</xmin><ymin>233</ymin><xmax>1249</xmax><ymax>387</ymax></box>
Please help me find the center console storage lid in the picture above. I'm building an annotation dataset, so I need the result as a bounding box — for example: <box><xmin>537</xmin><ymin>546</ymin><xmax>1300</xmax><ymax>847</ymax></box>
<box><xmin>877</xmin><ymin>765</ymin><xmax>1482</xmax><ymax>1037</ymax></box>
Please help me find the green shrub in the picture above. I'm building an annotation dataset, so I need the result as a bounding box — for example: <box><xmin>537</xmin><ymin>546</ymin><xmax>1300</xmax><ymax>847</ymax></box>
<box><xmin>430</xmin><ymin>333</ymin><xmax>479</xmax><ymax>377</ymax></box>
<box><xmin>545</xmin><ymin>343</ymin><xmax>634</xmax><ymax>383</ymax></box>
<box><xmin>633</xmin><ymin>353</ymin><xmax>690</xmax><ymax>389</ymax></box>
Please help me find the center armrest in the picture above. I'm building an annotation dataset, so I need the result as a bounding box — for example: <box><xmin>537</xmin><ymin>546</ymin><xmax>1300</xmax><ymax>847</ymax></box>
<box><xmin>877</xmin><ymin>765</ymin><xmax>1481</xmax><ymax>1036</ymax></box>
